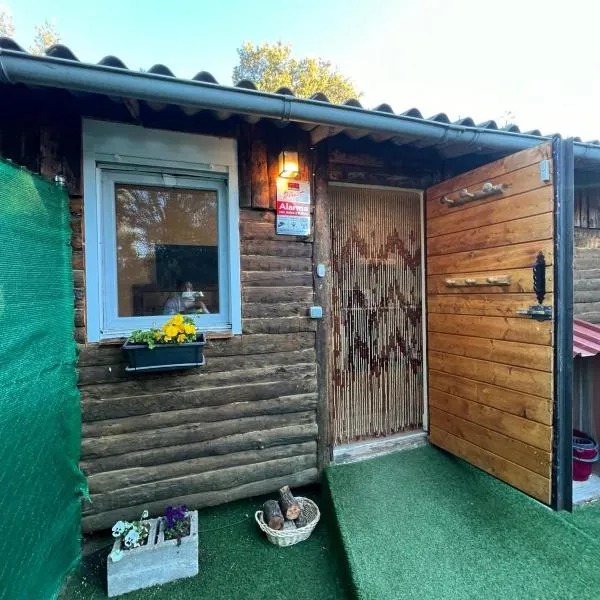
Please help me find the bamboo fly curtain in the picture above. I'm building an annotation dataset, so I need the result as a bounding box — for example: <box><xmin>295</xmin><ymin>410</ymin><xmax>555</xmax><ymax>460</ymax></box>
<box><xmin>329</xmin><ymin>186</ymin><xmax>423</xmax><ymax>445</ymax></box>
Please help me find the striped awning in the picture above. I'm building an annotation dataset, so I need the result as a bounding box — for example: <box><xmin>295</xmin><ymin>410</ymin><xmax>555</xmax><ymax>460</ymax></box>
<box><xmin>574</xmin><ymin>319</ymin><xmax>600</xmax><ymax>357</ymax></box>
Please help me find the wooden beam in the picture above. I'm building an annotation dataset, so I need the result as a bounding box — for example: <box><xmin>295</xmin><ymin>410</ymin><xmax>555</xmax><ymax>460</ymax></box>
<box><xmin>313</xmin><ymin>142</ymin><xmax>332</xmax><ymax>471</ymax></box>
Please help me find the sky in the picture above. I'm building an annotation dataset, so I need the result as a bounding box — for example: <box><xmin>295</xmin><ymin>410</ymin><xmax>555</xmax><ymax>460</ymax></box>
<box><xmin>3</xmin><ymin>0</ymin><xmax>600</xmax><ymax>139</ymax></box>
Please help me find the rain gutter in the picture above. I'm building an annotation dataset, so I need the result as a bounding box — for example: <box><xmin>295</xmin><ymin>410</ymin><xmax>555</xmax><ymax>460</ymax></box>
<box><xmin>1</xmin><ymin>48</ymin><xmax>600</xmax><ymax>164</ymax></box>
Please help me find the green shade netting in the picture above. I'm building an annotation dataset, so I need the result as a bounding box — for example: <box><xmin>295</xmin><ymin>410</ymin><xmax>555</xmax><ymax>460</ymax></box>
<box><xmin>0</xmin><ymin>160</ymin><xmax>87</xmax><ymax>600</ymax></box>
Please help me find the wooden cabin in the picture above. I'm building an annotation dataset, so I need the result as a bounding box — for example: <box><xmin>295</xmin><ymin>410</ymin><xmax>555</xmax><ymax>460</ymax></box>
<box><xmin>1</xmin><ymin>38</ymin><xmax>599</xmax><ymax>534</ymax></box>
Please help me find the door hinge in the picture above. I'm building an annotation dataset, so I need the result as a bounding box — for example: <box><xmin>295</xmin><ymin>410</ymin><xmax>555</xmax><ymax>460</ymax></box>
<box><xmin>539</xmin><ymin>159</ymin><xmax>551</xmax><ymax>183</ymax></box>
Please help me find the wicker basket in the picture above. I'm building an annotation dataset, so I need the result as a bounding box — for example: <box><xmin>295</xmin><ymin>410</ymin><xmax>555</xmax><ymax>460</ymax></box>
<box><xmin>255</xmin><ymin>496</ymin><xmax>320</xmax><ymax>547</ymax></box>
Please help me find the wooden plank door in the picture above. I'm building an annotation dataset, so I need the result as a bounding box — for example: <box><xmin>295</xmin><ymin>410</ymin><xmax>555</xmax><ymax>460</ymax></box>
<box><xmin>426</xmin><ymin>140</ymin><xmax>573</xmax><ymax>507</ymax></box>
<box><xmin>329</xmin><ymin>185</ymin><xmax>423</xmax><ymax>445</ymax></box>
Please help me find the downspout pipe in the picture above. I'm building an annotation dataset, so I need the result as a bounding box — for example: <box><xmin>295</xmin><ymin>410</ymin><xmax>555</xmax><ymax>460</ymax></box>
<box><xmin>1</xmin><ymin>48</ymin><xmax>599</xmax><ymax>165</ymax></box>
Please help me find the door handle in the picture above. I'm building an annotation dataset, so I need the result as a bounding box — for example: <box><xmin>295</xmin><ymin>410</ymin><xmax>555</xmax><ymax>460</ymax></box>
<box><xmin>516</xmin><ymin>251</ymin><xmax>552</xmax><ymax>320</ymax></box>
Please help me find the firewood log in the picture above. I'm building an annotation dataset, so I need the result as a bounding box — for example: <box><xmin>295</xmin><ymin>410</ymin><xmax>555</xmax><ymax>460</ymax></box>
<box><xmin>278</xmin><ymin>485</ymin><xmax>301</xmax><ymax>519</ymax></box>
<box><xmin>283</xmin><ymin>519</ymin><xmax>297</xmax><ymax>530</ymax></box>
<box><xmin>263</xmin><ymin>499</ymin><xmax>284</xmax><ymax>530</ymax></box>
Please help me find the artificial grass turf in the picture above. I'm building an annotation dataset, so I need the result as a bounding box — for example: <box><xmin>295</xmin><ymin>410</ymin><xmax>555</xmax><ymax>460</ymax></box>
<box><xmin>326</xmin><ymin>445</ymin><xmax>600</xmax><ymax>600</ymax></box>
<box><xmin>60</xmin><ymin>487</ymin><xmax>351</xmax><ymax>600</ymax></box>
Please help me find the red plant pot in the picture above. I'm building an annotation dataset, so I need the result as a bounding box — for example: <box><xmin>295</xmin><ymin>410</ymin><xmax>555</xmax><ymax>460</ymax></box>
<box><xmin>573</xmin><ymin>430</ymin><xmax>599</xmax><ymax>482</ymax></box>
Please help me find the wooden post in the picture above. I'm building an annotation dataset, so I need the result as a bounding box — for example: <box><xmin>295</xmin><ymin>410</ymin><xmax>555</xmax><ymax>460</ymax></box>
<box><xmin>313</xmin><ymin>141</ymin><xmax>332</xmax><ymax>472</ymax></box>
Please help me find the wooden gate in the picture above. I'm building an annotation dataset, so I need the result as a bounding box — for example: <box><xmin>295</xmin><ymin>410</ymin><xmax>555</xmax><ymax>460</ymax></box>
<box><xmin>329</xmin><ymin>185</ymin><xmax>423</xmax><ymax>445</ymax></box>
<box><xmin>426</xmin><ymin>141</ymin><xmax>572</xmax><ymax>506</ymax></box>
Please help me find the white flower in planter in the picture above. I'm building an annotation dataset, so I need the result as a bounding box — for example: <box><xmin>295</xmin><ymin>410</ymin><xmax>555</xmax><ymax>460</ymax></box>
<box><xmin>124</xmin><ymin>529</ymin><xmax>140</xmax><ymax>548</ymax></box>
<box><xmin>142</xmin><ymin>510</ymin><xmax>149</xmax><ymax>519</ymax></box>
<box><xmin>112</xmin><ymin>521</ymin><xmax>127</xmax><ymax>538</ymax></box>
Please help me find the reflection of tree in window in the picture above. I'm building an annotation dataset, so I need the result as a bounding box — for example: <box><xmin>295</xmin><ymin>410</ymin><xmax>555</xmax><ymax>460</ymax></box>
<box><xmin>115</xmin><ymin>185</ymin><xmax>219</xmax><ymax>317</ymax></box>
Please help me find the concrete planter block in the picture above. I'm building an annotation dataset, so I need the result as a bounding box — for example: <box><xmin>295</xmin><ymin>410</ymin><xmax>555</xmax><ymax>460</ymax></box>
<box><xmin>107</xmin><ymin>511</ymin><xmax>199</xmax><ymax>597</ymax></box>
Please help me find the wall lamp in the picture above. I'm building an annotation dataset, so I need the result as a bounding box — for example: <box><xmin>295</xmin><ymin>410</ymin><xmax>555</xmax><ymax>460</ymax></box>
<box><xmin>278</xmin><ymin>150</ymin><xmax>299</xmax><ymax>178</ymax></box>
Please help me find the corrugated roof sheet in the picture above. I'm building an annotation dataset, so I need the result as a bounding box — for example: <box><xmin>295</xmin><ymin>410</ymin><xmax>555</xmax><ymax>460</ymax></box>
<box><xmin>3</xmin><ymin>37</ymin><xmax>600</xmax><ymax>151</ymax></box>
<box><xmin>574</xmin><ymin>319</ymin><xmax>600</xmax><ymax>357</ymax></box>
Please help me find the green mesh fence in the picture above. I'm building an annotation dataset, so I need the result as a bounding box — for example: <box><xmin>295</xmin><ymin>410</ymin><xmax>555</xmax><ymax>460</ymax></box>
<box><xmin>0</xmin><ymin>160</ymin><xmax>87</xmax><ymax>600</ymax></box>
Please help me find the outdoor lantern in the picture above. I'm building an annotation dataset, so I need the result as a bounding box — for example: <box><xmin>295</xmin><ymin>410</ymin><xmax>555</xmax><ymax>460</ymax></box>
<box><xmin>278</xmin><ymin>150</ymin><xmax>299</xmax><ymax>178</ymax></box>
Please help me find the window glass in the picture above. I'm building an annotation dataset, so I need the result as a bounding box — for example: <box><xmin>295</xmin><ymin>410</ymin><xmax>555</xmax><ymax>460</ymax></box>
<box><xmin>115</xmin><ymin>184</ymin><xmax>219</xmax><ymax>317</ymax></box>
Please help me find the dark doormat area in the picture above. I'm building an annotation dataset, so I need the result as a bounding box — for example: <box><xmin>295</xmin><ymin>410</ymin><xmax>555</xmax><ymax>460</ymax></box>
<box><xmin>326</xmin><ymin>445</ymin><xmax>600</xmax><ymax>600</ymax></box>
<box><xmin>60</xmin><ymin>486</ymin><xmax>352</xmax><ymax>600</ymax></box>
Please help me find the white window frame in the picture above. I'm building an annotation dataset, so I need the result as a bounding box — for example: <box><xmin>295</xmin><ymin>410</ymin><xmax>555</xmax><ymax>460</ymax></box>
<box><xmin>83</xmin><ymin>120</ymin><xmax>241</xmax><ymax>342</ymax></box>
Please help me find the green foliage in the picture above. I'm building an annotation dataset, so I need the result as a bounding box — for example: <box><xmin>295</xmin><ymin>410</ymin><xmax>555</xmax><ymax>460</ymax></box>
<box><xmin>29</xmin><ymin>19</ymin><xmax>61</xmax><ymax>55</ymax></box>
<box><xmin>0</xmin><ymin>7</ymin><xmax>15</xmax><ymax>37</ymax></box>
<box><xmin>129</xmin><ymin>328</ymin><xmax>161</xmax><ymax>349</ymax></box>
<box><xmin>233</xmin><ymin>41</ymin><xmax>361</xmax><ymax>104</ymax></box>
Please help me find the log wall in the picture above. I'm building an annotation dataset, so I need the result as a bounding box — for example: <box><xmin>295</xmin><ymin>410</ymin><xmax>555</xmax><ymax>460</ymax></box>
<box><xmin>0</xmin><ymin>85</ymin><xmax>319</xmax><ymax>532</ymax></box>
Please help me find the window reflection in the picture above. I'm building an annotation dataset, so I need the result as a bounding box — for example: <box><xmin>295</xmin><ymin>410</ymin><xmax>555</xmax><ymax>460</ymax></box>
<box><xmin>115</xmin><ymin>184</ymin><xmax>219</xmax><ymax>317</ymax></box>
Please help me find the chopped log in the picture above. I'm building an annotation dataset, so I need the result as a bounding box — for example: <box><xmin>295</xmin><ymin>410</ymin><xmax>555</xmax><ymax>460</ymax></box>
<box><xmin>295</xmin><ymin>511</ymin><xmax>308</xmax><ymax>528</ymax></box>
<box><xmin>283</xmin><ymin>519</ymin><xmax>297</xmax><ymax>531</ymax></box>
<box><xmin>278</xmin><ymin>485</ymin><xmax>301</xmax><ymax>519</ymax></box>
<box><xmin>263</xmin><ymin>500</ymin><xmax>284</xmax><ymax>530</ymax></box>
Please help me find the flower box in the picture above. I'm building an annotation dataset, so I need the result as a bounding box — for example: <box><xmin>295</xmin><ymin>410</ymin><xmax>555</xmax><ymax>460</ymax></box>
<box><xmin>107</xmin><ymin>511</ymin><xmax>199</xmax><ymax>597</ymax></box>
<box><xmin>122</xmin><ymin>334</ymin><xmax>206</xmax><ymax>372</ymax></box>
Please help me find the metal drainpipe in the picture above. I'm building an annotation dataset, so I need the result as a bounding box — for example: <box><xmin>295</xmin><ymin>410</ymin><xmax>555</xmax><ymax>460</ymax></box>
<box><xmin>1</xmin><ymin>48</ymin><xmax>599</xmax><ymax>163</ymax></box>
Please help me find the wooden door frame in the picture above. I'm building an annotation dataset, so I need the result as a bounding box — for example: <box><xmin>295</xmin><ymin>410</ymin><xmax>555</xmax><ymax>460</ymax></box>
<box><xmin>313</xmin><ymin>161</ymin><xmax>428</xmax><ymax>467</ymax></box>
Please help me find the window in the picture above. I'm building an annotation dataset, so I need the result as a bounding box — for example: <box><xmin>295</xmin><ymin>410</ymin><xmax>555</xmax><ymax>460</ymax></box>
<box><xmin>83</xmin><ymin>121</ymin><xmax>241</xmax><ymax>341</ymax></box>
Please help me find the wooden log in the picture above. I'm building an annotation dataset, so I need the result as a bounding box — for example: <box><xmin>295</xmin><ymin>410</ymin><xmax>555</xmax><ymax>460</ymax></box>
<box><xmin>81</xmin><ymin>423</ymin><xmax>318</xmax><ymax>475</ymax></box>
<box><xmin>240</xmin><ymin>220</ymin><xmax>308</xmax><ymax>242</ymax></box>
<box><xmin>87</xmin><ymin>441</ymin><xmax>317</xmax><ymax>493</ymax></box>
<box><xmin>80</xmin><ymin>362</ymin><xmax>317</xmax><ymax>402</ymax></box>
<box><xmin>78</xmin><ymin>348</ymin><xmax>316</xmax><ymax>386</ymax></box>
<box><xmin>84</xmin><ymin>454</ymin><xmax>317</xmax><ymax>514</ymax></box>
<box><xmin>241</xmin><ymin>255</ymin><xmax>312</xmax><ymax>272</ymax></box>
<box><xmin>250</xmin><ymin>133</ymin><xmax>270</xmax><ymax>209</ymax></box>
<box><xmin>278</xmin><ymin>485</ymin><xmax>301</xmax><ymax>519</ymax></box>
<box><xmin>283</xmin><ymin>519</ymin><xmax>297</xmax><ymax>531</ymax></box>
<box><xmin>243</xmin><ymin>302</ymin><xmax>308</xmax><ymax>318</ymax></box>
<box><xmin>82</xmin><ymin>378</ymin><xmax>317</xmax><ymax>423</ymax></box>
<box><xmin>263</xmin><ymin>500</ymin><xmax>284</xmax><ymax>530</ymax></box>
<box><xmin>78</xmin><ymin>333</ymin><xmax>316</xmax><ymax>366</ymax></box>
<box><xmin>242</xmin><ymin>318</ymin><xmax>317</xmax><ymax>335</ymax></box>
<box><xmin>241</xmin><ymin>239</ymin><xmax>312</xmax><ymax>258</ymax></box>
<box><xmin>82</xmin><ymin>467</ymin><xmax>318</xmax><ymax>533</ymax></box>
<box><xmin>81</xmin><ymin>411</ymin><xmax>317</xmax><ymax>459</ymax></box>
<box><xmin>240</xmin><ymin>208</ymin><xmax>276</xmax><ymax>223</ymax></box>
<box><xmin>243</xmin><ymin>286</ymin><xmax>313</xmax><ymax>304</ymax></box>
<box><xmin>242</xmin><ymin>271</ymin><xmax>313</xmax><ymax>288</ymax></box>
<box><xmin>83</xmin><ymin>393</ymin><xmax>318</xmax><ymax>438</ymax></box>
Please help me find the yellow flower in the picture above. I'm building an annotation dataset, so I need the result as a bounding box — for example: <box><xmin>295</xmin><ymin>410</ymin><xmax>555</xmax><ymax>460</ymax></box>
<box><xmin>153</xmin><ymin>331</ymin><xmax>162</xmax><ymax>341</ymax></box>
<box><xmin>172</xmin><ymin>314</ymin><xmax>184</xmax><ymax>326</ymax></box>
<box><xmin>163</xmin><ymin>336</ymin><xmax>171</xmax><ymax>342</ymax></box>
<box><xmin>177</xmin><ymin>334</ymin><xmax>186</xmax><ymax>343</ymax></box>
<box><xmin>163</xmin><ymin>324</ymin><xmax>178</xmax><ymax>338</ymax></box>
<box><xmin>184</xmin><ymin>324</ymin><xmax>196</xmax><ymax>335</ymax></box>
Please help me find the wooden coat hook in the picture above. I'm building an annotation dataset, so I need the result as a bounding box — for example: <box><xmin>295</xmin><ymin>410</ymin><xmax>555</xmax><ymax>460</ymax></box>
<box><xmin>445</xmin><ymin>275</ymin><xmax>512</xmax><ymax>288</ymax></box>
<box><xmin>441</xmin><ymin>182</ymin><xmax>506</xmax><ymax>207</ymax></box>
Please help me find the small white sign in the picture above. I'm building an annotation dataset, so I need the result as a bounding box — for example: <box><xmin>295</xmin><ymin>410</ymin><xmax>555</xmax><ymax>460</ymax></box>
<box><xmin>276</xmin><ymin>180</ymin><xmax>311</xmax><ymax>236</ymax></box>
